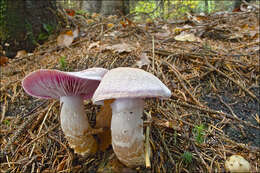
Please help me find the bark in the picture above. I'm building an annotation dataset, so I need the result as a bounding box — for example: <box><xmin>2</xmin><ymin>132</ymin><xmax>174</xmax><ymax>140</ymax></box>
<box><xmin>204</xmin><ymin>0</ymin><xmax>209</xmax><ymax>14</ymax></box>
<box><xmin>0</xmin><ymin>0</ymin><xmax>59</xmax><ymax>58</ymax></box>
<box><xmin>100</xmin><ymin>0</ymin><xmax>125</xmax><ymax>16</ymax></box>
<box><xmin>81</xmin><ymin>0</ymin><xmax>101</xmax><ymax>13</ymax></box>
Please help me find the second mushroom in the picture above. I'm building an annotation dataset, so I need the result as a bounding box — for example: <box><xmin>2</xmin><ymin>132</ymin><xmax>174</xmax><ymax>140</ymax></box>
<box><xmin>22</xmin><ymin>68</ymin><xmax>108</xmax><ymax>155</ymax></box>
<box><xmin>92</xmin><ymin>67</ymin><xmax>171</xmax><ymax>167</ymax></box>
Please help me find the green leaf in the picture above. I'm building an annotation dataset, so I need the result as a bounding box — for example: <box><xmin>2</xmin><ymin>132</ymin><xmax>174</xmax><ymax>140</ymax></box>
<box><xmin>38</xmin><ymin>33</ymin><xmax>48</xmax><ymax>41</ymax></box>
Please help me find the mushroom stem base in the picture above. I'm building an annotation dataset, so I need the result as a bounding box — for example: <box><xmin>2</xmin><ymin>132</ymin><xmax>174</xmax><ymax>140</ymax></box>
<box><xmin>66</xmin><ymin>134</ymin><xmax>97</xmax><ymax>155</ymax></box>
<box><xmin>60</xmin><ymin>96</ymin><xmax>97</xmax><ymax>155</ymax></box>
<box><xmin>111</xmin><ymin>98</ymin><xmax>145</xmax><ymax>167</ymax></box>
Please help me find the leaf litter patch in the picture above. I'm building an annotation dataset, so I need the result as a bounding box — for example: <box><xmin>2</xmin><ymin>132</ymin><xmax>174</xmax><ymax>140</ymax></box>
<box><xmin>0</xmin><ymin>8</ymin><xmax>259</xmax><ymax>172</ymax></box>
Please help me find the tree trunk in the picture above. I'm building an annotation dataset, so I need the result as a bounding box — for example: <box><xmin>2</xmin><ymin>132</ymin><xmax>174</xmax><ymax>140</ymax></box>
<box><xmin>204</xmin><ymin>0</ymin><xmax>209</xmax><ymax>14</ymax></box>
<box><xmin>123</xmin><ymin>0</ymin><xmax>130</xmax><ymax>15</ymax></box>
<box><xmin>0</xmin><ymin>0</ymin><xmax>59</xmax><ymax>58</ymax></box>
<box><xmin>81</xmin><ymin>0</ymin><xmax>101</xmax><ymax>13</ymax></box>
<box><xmin>100</xmin><ymin>0</ymin><xmax>125</xmax><ymax>16</ymax></box>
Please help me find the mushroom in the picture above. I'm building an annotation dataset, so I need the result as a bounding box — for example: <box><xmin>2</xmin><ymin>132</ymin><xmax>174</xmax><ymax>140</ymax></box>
<box><xmin>92</xmin><ymin>67</ymin><xmax>171</xmax><ymax>167</ymax></box>
<box><xmin>22</xmin><ymin>68</ymin><xmax>108</xmax><ymax>155</ymax></box>
<box><xmin>225</xmin><ymin>155</ymin><xmax>251</xmax><ymax>173</ymax></box>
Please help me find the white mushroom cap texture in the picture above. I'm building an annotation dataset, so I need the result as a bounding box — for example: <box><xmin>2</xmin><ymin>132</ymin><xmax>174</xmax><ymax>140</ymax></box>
<box><xmin>225</xmin><ymin>155</ymin><xmax>251</xmax><ymax>173</ymax></box>
<box><xmin>92</xmin><ymin>67</ymin><xmax>171</xmax><ymax>103</ymax></box>
<box><xmin>22</xmin><ymin>68</ymin><xmax>108</xmax><ymax>100</ymax></box>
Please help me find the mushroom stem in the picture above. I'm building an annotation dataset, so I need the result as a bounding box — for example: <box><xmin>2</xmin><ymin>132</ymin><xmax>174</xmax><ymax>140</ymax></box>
<box><xmin>60</xmin><ymin>96</ymin><xmax>97</xmax><ymax>155</ymax></box>
<box><xmin>110</xmin><ymin>98</ymin><xmax>145</xmax><ymax>167</ymax></box>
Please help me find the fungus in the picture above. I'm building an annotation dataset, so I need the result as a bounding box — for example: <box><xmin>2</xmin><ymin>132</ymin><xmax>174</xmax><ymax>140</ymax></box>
<box><xmin>22</xmin><ymin>68</ymin><xmax>108</xmax><ymax>155</ymax></box>
<box><xmin>225</xmin><ymin>155</ymin><xmax>251</xmax><ymax>173</ymax></box>
<box><xmin>92</xmin><ymin>67</ymin><xmax>171</xmax><ymax>167</ymax></box>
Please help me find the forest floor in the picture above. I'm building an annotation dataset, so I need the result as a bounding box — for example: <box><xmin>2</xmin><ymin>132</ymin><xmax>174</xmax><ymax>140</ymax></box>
<box><xmin>0</xmin><ymin>9</ymin><xmax>259</xmax><ymax>173</ymax></box>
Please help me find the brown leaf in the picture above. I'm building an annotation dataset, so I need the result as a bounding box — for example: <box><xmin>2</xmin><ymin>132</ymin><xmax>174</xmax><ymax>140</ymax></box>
<box><xmin>65</xmin><ymin>9</ymin><xmax>75</xmax><ymax>17</ymax></box>
<box><xmin>174</xmin><ymin>32</ymin><xmax>201</xmax><ymax>42</ymax></box>
<box><xmin>154</xmin><ymin>31</ymin><xmax>171</xmax><ymax>40</ymax></box>
<box><xmin>87</xmin><ymin>41</ymin><xmax>100</xmax><ymax>51</ymax></box>
<box><xmin>107</xmin><ymin>23</ymin><xmax>114</xmax><ymax>28</ymax></box>
<box><xmin>57</xmin><ymin>31</ymin><xmax>74</xmax><ymax>47</ymax></box>
<box><xmin>15</xmin><ymin>50</ymin><xmax>27</xmax><ymax>58</ymax></box>
<box><xmin>102</xmin><ymin>43</ymin><xmax>135</xmax><ymax>53</ymax></box>
<box><xmin>0</xmin><ymin>56</ymin><xmax>9</xmax><ymax>66</ymax></box>
<box><xmin>95</xmin><ymin>99</ymin><xmax>114</xmax><ymax>151</ymax></box>
<box><xmin>120</xmin><ymin>21</ymin><xmax>127</xmax><ymax>28</ymax></box>
<box><xmin>136</xmin><ymin>53</ymin><xmax>151</xmax><ymax>68</ymax></box>
<box><xmin>86</xmin><ymin>19</ymin><xmax>95</xmax><ymax>24</ymax></box>
<box><xmin>91</xmin><ymin>13</ymin><xmax>100</xmax><ymax>19</ymax></box>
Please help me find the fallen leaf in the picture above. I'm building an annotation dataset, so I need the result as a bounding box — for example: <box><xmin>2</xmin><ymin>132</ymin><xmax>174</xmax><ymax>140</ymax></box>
<box><xmin>154</xmin><ymin>31</ymin><xmax>171</xmax><ymax>40</ymax></box>
<box><xmin>15</xmin><ymin>50</ymin><xmax>27</xmax><ymax>58</ymax></box>
<box><xmin>57</xmin><ymin>30</ymin><xmax>74</xmax><ymax>48</ymax></box>
<box><xmin>104</xmin><ymin>31</ymin><xmax>121</xmax><ymax>37</ymax></box>
<box><xmin>86</xmin><ymin>19</ymin><xmax>95</xmax><ymax>24</ymax></box>
<box><xmin>107</xmin><ymin>15</ymin><xmax>118</xmax><ymax>20</ymax></box>
<box><xmin>0</xmin><ymin>56</ymin><xmax>9</xmax><ymax>66</ymax></box>
<box><xmin>87</xmin><ymin>41</ymin><xmax>100</xmax><ymax>51</ymax></box>
<box><xmin>95</xmin><ymin>99</ymin><xmax>114</xmax><ymax>151</ymax></box>
<box><xmin>91</xmin><ymin>13</ymin><xmax>100</xmax><ymax>19</ymax></box>
<box><xmin>107</xmin><ymin>23</ymin><xmax>114</xmax><ymax>28</ymax></box>
<box><xmin>72</xmin><ymin>27</ymin><xmax>79</xmax><ymax>39</ymax></box>
<box><xmin>173</xmin><ymin>25</ymin><xmax>193</xmax><ymax>34</ymax></box>
<box><xmin>65</xmin><ymin>9</ymin><xmax>75</xmax><ymax>17</ymax></box>
<box><xmin>102</xmin><ymin>43</ymin><xmax>135</xmax><ymax>53</ymax></box>
<box><xmin>174</xmin><ymin>32</ymin><xmax>201</xmax><ymax>42</ymax></box>
<box><xmin>120</xmin><ymin>21</ymin><xmax>127</xmax><ymax>28</ymax></box>
<box><xmin>125</xmin><ymin>18</ymin><xmax>134</xmax><ymax>27</ymax></box>
<box><xmin>136</xmin><ymin>53</ymin><xmax>151</xmax><ymax>68</ymax></box>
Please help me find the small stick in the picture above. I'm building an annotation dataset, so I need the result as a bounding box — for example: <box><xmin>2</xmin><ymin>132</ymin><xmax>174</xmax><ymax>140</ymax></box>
<box><xmin>0</xmin><ymin>96</ymin><xmax>7</xmax><ymax>123</ymax></box>
<box><xmin>0</xmin><ymin>101</ymin><xmax>48</xmax><ymax>159</ymax></box>
<box><xmin>152</xmin><ymin>35</ymin><xmax>155</xmax><ymax>72</ymax></box>
<box><xmin>192</xmin><ymin>142</ymin><xmax>210</xmax><ymax>172</ymax></box>
<box><xmin>163</xmin><ymin>59</ymin><xmax>204</xmax><ymax>107</ymax></box>
<box><xmin>145</xmin><ymin>111</ymin><xmax>152</xmax><ymax>168</ymax></box>
<box><xmin>29</xmin><ymin>101</ymin><xmax>56</xmax><ymax>158</ymax></box>
<box><xmin>20</xmin><ymin>124</ymin><xmax>59</xmax><ymax>151</ymax></box>
<box><xmin>217</xmin><ymin>95</ymin><xmax>238</xmax><ymax>118</ymax></box>
<box><xmin>205</xmin><ymin>59</ymin><xmax>260</xmax><ymax>104</ymax></box>
<box><xmin>157</xmin><ymin>129</ymin><xmax>175</xmax><ymax>166</ymax></box>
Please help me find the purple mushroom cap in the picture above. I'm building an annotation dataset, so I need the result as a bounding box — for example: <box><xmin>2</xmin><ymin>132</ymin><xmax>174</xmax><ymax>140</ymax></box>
<box><xmin>22</xmin><ymin>68</ymin><xmax>108</xmax><ymax>100</ymax></box>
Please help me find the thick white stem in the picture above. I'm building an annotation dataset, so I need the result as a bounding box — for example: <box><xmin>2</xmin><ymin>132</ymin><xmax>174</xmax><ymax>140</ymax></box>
<box><xmin>111</xmin><ymin>98</ymin><xmax>145</xmax><ymax>167</ymax></box>
<box><xmin>60</xmin><ymin>96</ymin><xmax>97</xmax><ymax>155</ymax></box>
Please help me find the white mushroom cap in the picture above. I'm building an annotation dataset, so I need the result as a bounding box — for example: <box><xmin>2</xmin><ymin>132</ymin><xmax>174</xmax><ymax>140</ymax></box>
<box><xmin>92</xmin><ymin>67</ymin><xmax>171</xmax><ymax>103</ymax></box>
<box><xmin>225</xmin><ymin>155</ymin><xmax>251</xmax><ymax>173</ymax></box>
<box><xmin>22</xmin><ymin>68</ymin><xmax>108</xmax><ymax>100</ymax></box>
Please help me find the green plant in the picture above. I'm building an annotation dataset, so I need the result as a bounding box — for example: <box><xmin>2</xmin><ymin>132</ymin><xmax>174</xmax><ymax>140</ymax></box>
<box><xmin>2</xmin><ymin>119</ymin><xmax>10</xmax><ymax>125</ymax></box>
<box><xmin>76</xmin><ymin>9</ymin><xmax>87</xmax><ymax>15</ymax></box>
<box><xmin>43</xmin><ymin>23</ymin><xmax>54</xmax><ymax>35</ymax></box>
<box><xmin>59</xmin><ymin>56</ymin><xmax>67</xmax><ymax>70</ymax></box>
<box><xmin>193</xmin><ymin>124</ymin><xmax>206</xmax><ymax>144</ymax></box>
<box><xmin>182</xmin><ymin>151</ymin><xmax>193</xmax><ymax>164</ymax></box>
<box><xmin>38</xmin><ymin>23</ymin><xmax>54</xmax><ymax>41</ymax></box>
<box><xmin>25</xmin><ymin>20</ymin><xmax>38</xmax><ymax>45</ymax></box>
